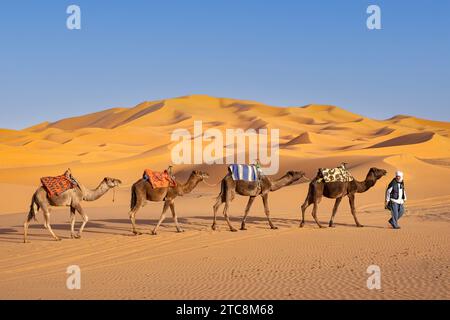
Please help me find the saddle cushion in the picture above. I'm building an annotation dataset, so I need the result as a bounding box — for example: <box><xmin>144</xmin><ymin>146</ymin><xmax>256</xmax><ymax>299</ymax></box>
<box><xmin>41</xmin><ymin>175</ymin><xmax>75</xmax><ymax>197</ymax></box>
<box><xmin>319</xmin><ymin>166</ymin><xmax>354</xmax><ymax>183</ymax></box>
<box><xmin>144</xmin><ymin>169</ymin><xmax>176</xmax><ymax>189</ymax></box>
<box><xmin>229</xmin><ymin>164</ymin><xmax>259</xmax><ymax>182</ymax></box>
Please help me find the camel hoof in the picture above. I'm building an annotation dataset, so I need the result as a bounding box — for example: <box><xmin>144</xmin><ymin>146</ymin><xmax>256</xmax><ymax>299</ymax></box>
<box><xmin>299</xmin><ymin>223</ymin><xmax>305</xmax><ymax>228</ymax></box>
<box><xmin>318</xmin><ymin>225</ymin><xmax>326</xmax><ymax>229</ymax></box>
<box><xmin>271</xmin><ymin>226</ymin><xmax>278</xmax><ymax>230</ymax></box>
<box><xmin>23</xmin><ymin>240</ymin><xmax>30</xmax><ymax>244</ymax></box>
<box><xmin>211</xmin><ymin>225</ymin><xmax>217</xmax><ymax>231</ymax></box>
<box><xmin>55</xmin><ymin>238</ymin><xmax>62</xmax><ymax>241</ymax></box>
<box><xmin>176</xmin><ymin>229</ymin><xmax>185</xmax><ymax>233</ymax></box>
<box><xmin>151</xmin><ymin>230</ymin><xmax>157</xmax><ymax>236</ymax></box>
<box><xmin>230</xmin><ymin>228</ymin><xmax>238</xmax><ymax>232</ymax></box>
<box><xmin>240</xmin><ymin>226</ymin><xmax>247</xmax><ymax>231</ymax></box>
<box><xmin>329</xmin><ymin>223</ymin><xmax>335</xmax><ymax>228</ymax></box>
<box><xmin>357</xmin><ymin>224</ymin><xmax>364</xmax><ymax>228</ymax></box>
<box><xmin>132</xmin><ymin>231</ymin><xmax>142</xmax><ymax>236</ymax></box>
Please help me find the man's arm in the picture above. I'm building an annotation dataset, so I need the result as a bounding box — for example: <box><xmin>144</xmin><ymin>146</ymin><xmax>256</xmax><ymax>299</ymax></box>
<box><xmin>385</xmin><ymin>186</ymin><xmax>393</xmax><ymax>208</ymax></box>
<box><xmin>386</xmin><ymin>186</ymin><xmax>393</xmax><ymax>202</ymax></box>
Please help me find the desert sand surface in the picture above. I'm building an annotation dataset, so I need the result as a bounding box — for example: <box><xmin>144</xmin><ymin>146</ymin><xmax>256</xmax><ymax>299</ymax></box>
<box><xmin>0</xmin><ymin>95</ymin><xmax>449</xmax><ymax>299</ymax></box>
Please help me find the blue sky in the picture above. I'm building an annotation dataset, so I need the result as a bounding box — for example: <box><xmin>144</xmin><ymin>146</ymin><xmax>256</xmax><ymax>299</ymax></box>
<box><xmin>0</xmin><ymin>0</ymin><xmax>449</xmax><ymax>129</ymax></box>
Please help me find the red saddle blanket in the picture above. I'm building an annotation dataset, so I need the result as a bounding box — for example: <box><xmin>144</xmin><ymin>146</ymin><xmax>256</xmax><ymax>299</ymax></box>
<box><xmin>41</xmin><ymin>175</ymin><xmax>75</xmax><ymax>197</ymax></box>
<box><xmin>144</xmin><ymin>169</ymin><xmax>176</xmax><ymax>189</ymax></box>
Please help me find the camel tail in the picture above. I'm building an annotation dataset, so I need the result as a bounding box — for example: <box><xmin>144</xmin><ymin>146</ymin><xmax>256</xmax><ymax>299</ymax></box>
<box><xmin>130</xmin><ymin>184</ymin><xmax>137</xmax><ymax>210</ymax></box>
<box><xmin>27</xmin><ymin>195</ymin><xmax>39</xmax><ymax>222</ymax></box>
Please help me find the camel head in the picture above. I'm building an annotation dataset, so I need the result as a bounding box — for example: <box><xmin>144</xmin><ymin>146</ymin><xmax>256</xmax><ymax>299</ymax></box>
<box><xmin>103</xmin><ymin>177</ymin><xmax>122</xmax><ymax>188</ymax></box>
<box><xmin>191</xmin><ymin>170</ymin><xmax>209</xmax><ymax>181</ymax></box>
<box><xmin>368</xmin><ymin>167</ymin><xmax>387</xmax><ymax>181</ymax></box>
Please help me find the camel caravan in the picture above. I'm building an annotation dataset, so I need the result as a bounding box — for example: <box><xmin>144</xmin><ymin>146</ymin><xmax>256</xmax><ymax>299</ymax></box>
<box><xmin>23</xmin><ymin>163</ymin><xmax>387</xmax><ymax>243</ymax></box>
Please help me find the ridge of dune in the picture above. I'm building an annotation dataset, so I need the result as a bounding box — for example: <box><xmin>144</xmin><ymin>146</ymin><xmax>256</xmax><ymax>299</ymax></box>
<box><xmin>369</xmin><ymin>132</ymin><xmax>435</xmax><ymax>148</ymax></box>
<box><xmin>385</xmin><ymin>115</ymin><xmax>450</xmax><ymax>137</ymax></box>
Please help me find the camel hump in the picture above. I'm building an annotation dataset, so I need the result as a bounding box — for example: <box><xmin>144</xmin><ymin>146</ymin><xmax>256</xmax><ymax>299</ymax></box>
<box><xmin>143</xmin><ymin>169</ymin><xmax>176</xmax><ymax>188</ymax></box>
<box><xmin>319</xmin><ymin>165</ymin><xmax>354</xmax><ymax>183</ymax></box>
<box><xmin>40</xmin><ymin>172</ymin><xmax>77</xmax><ymax>198</ymax></box>
<box><xmin>228</xmin><ymin>164</ymin><xmax>259</xmax><ymax>182</ymax></box>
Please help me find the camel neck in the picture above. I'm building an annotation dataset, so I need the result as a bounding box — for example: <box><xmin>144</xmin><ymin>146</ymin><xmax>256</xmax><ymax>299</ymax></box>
<box><xmin>270</xmin><ymin>175</ymin><xmax>293</xmax><ymax>192</ymax></box>
<box><xmin>356</xmin><ymin>173</ymin><xmax>376</xmax><ymax>193</ymax></box>
<box><xmin>180</xmin><ymin>175</ymin><xmax>202</xmax><ymax>194</ymax></box>
<box><xmin>82</xmin><ymin>181</ymin><xmax>110</xmax><ymax>201</ymax></box>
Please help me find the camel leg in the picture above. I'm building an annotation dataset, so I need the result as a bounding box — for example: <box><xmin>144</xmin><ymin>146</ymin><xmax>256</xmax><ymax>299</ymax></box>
<box><xmin>212</xmin><ymin>197</ymin><xmax>224</xmax><ymax>231</ymax></box>
<box><xmin>152</xmin><ymin>201</ymin><xmax>170</xmax><ymax>235</ymax></box>
<box><xmin>70</xmin><ymin>207</ymin><xmax>77</xmax><ymax>238</ymax></box>
<box><xmin>223</xmin><ymin>202</ymin><xmax>237</xmax><ymax>232</ymax></box>
<box><xmin>129</xmin><ymin>192</ymin><xmax>144</xmax><ymax>235</ymax></box>
<box><xmin>169</xmin><ymin>201</ymin><xmax>184</xmax><ymax>233</ymax></box>
<box><xmin>329</xmin><ymin>197</ymin><xmax>343</xmax><ymax>228</ymax></box>
<box><xmin>311</xmin><ymin>199</ymin><xmax>325</xmax><ymax>228</ymax></box>
<box><xmin>23</xmin><ymin>219</ymin><xmax>30</xmax><ymax>243</ymax></box>
<box><xmin>128</xmin><ymin>204</ymin><xmax>143</xmax><ymax>235</ymax></box>
<box><xmin>300</xmin><ymin>198</ymin><xmax>312</xmax><ymax>228</ymax></box>
<box><xmin>74</xmin><ymin>204</ymin><xmax>89</xmax><ymax>238</ymax></box>
<box><xmin>240</xmin><ymin>196</ymin><xmax>256</xmax><ymax>230</ymax></box>
<box><xmin>262</xmin><ymin>193</ymin><xmax>277</xmax><ymax>230</ymax></box>
<box><xmin>43</xmin><ymin>210</ymin><xmax>61</xmax><ymax>241</ymax></box>
<box><xmin>222</xmin><ymin>191</ymin><xmax>237</xmax><ymax>232</ymax></box>
<box><xmin>348</xmin><ymin>194</ymin><xmax>363</xmax><ymax>227</ymax></box>
<box><xmin>23</xmin><ymin>210</ymin><xmax>35</xmax><ymax>244</ymax></box>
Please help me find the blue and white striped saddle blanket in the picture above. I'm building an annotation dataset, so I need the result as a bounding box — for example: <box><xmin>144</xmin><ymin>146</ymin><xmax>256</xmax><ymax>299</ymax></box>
<box><xmin>229</xmin><ymin>164</ymin><xmax>260</xmax><ymax>182</ymax></box>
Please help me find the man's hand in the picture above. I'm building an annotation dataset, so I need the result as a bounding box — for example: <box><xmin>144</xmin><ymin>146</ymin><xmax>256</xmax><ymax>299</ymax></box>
<box><xmin>384</xmin><ymin>201</ymin><xmax>389</xmax><ymax>210</ymax></box>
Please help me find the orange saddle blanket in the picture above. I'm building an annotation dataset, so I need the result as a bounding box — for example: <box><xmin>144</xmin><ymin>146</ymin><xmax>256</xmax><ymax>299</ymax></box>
<box><xmin>143</xmin><ymin>169</ymin><xmax>176</xmax><ymax>189</ymax></box>
<box><xmin>40</xmin><ymin>175</ymin><xmax>75</xmax><ymax>197</ymax></box>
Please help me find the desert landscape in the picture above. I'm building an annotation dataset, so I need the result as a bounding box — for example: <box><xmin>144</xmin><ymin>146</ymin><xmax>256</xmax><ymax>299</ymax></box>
<box><xmin>0</xmin><ymin>95</ymin><xmax>449</xmax><ymax>299</ymax></box>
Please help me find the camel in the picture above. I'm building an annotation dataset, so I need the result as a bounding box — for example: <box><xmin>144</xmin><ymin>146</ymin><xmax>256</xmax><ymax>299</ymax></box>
<box><xmin>212</xmin><ymin>170</ymin><xmax>305</xmax><ymax>232</ymax></box>
<box><xmin>300</xmin><ymin>167</ymin><xmax>387</xmax><ymax>228</ymax></box>
<box><xmin>24</xmin><ymin>176</ymin><xmax>122</xmax><ymax>243</ymax></box>
<box><xmin>128</xmin><ymin>170</ymin><xmax>209</xmax><ymax>235</ymax></box>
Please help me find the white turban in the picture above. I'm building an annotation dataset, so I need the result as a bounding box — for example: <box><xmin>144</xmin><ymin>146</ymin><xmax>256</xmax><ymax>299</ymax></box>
<box><xmin>395</xmin><ymin>171</ymin><xmax>404</xmax><ymax>181</ymax></box>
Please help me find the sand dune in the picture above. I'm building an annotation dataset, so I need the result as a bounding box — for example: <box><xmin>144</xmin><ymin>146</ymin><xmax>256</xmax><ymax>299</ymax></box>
<box><xmin>0</xmin><ymin>95</ymin><xmax>448</xmax><ymax>300</ymax></box>
<box><xmin>370</xmin><ymin>132</ymin><xmax>435</xmax><ymax>148</ymax></box>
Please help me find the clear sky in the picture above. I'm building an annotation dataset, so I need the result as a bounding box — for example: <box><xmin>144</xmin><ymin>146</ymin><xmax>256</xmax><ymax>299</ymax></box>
<box><xmin>0</xmin><ymin>0</ymin><xmax>449</xmax><ymax>129</ymax></box>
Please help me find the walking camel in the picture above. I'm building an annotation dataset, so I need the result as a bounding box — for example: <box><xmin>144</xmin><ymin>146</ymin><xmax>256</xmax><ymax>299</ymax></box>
<box><xmin>300</xmin><ymin>167</ymin><xmax>387</xmax><ymax>228</ymax></box>
<box><xmin>24</xmin><ymin>176</ymin><xmax>122</xmax><ymax>243</ymax></box>
<box><xmin>129</xmin><ymin>170</ymin><xmax>209</xmax><ymax>235</ymax></box>
<box><xmin>212</xmin><ymin>170</ymin><xmax>305</xmax><ymax>231</ymax></box>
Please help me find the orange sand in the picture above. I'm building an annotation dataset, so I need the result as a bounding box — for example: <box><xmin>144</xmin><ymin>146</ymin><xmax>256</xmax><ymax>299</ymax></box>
<box><xmin>0</xmin><ymin>95</ymin><xmax>448</xmax><ymax>299</ymax></box>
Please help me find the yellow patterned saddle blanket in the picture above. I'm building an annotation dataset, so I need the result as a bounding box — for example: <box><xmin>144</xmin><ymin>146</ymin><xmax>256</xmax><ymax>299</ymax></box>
<box><xmin>317</xmin><ymin>165</ymin><xmax>354</xmax><ymax>183</ymax></box>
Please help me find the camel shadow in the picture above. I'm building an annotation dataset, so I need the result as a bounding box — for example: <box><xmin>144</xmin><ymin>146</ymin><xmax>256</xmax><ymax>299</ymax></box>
<box><xmin>0</xmin><ymin>228</ymin><xmax>17</xmax><ymax>235</ymax></box>
<box><xmin>189</xmin><ymin>215</ymin><xmax>298</xmax><ymax>229</ymax></box>
<box><xmin>330</xmin><ymin>222</ymin><xmax>386</xmax><ymax>229</ymax></box>
<box><xmin>97</xmin><ymin>218</ymin><xmax>208</xmax><ymax>232</ymax></box>
<box><xmin>18</xmin><ymin>221</ymin><xmax>131</xmax><ymax>237</ymax></box>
